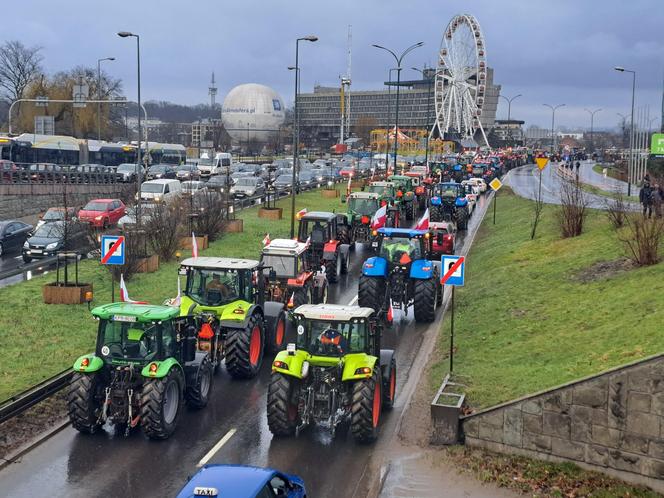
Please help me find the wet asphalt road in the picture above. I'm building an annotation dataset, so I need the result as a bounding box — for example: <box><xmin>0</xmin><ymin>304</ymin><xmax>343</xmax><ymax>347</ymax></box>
<box><xmin>0</xmin><ymin>196</ymin><xmax>489</xmax><ymax>498</ymax></box>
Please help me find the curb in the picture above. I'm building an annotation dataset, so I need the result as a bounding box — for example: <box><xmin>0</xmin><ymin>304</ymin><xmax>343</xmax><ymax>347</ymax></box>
<box><xmin>0</xmin><ymin>418</ymin><xmax>70</xmax><ymax>471</ymax></box>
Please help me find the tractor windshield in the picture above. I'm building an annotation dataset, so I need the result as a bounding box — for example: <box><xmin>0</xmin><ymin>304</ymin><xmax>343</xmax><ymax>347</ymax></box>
<box><xmin>185</xmin><ymin>267</ymin><xmax>241</xmax><ymax>306</ymax></box>
<box><xmin>262</xmin><ymin>254</ymin><xmax>297</xmax><ymax>278</ymax></box>
<box><xmin>366</xmin><ymin>185</ymin><xmax>394</xmax><ymax>197</ymax></box>
<box><xmin>98</xmin><ymin>319</ymin><xmax>162</xmax><ymax>362</ymax></box>
<box><xmin>297</xmin><ymin>319</ymin><xmax>367</xmax><ymax>356</ymax></box>
<box><xmin>435</xmin><ymin>184</ymin><xmax>462</xmax><ymax>198</ymax></box>
<box><xmin>379</xmin><ymin>237</ymin><xmax>422</xmax><ymax>264</ymax></box>
<box><xmin>348</xmin><ymin>197</ymin><xmax>379</xmax><ymax>216</ymax></box>
<box><xmin>298</xmin><ymin>220</ymin><xmax>330</xmax><ymax>245</ymax></box>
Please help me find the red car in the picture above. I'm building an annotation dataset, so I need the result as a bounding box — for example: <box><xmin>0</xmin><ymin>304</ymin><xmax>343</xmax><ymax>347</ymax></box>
<box><xmin>429</xmin><ymin>221</ymin><xmax>456</xmax><ymax>256</ymax></box>
<box><xmin>339</xmin><ymin>165</ymin><xmax>356</xmax><ymax>178</ymax></box>
<box><xmin>78</xmin><ymin>198</ymin><xmax>126</xmax><ymax>228</ymax></box>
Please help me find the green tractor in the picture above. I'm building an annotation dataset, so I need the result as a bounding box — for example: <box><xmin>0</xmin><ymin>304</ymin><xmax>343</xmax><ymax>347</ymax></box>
<box><xmin>68</xmin><ymin>303</ymin><xmax>213</xmax><ymax>439</ymax></box>
<box><xmin>267</xmin><ymin>304</ymin><xmax>396</xmax><ymax>443</ymax></box>
<box><xmin>365</xmin><ymin>180</ymin><xmax>404</xmax><ymax>227</ymax></box>
<box><xmin>343</xmin><ymin>191</ymin><xmax>381</xmax><ymax>249</ymax></box>
<box><xmin>179</xmin><ymin>257</ymin><xmax>287</xmax><ymax>379</ymax></box>
<box><xmin>388</xmin><ymin>175</ymin><xmax>418</xmax><ymax>221</ymax></box>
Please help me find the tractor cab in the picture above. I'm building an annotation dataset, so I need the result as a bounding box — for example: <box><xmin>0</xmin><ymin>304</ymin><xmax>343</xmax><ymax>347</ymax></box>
<box><xmin>347</xmin><ymin>192</ymin><xmax>380</xmax><ymax>219</ymax></box>
<box><xmin>296</xmin><ymin>211</ymin><xmax>350</xmax><ymax>283</ymax></box>
<box><xmin>297</xmin><ymin>211</ymin><xmax>338</xmax><ymax>246</ymax></box>
<box><xmin>431</xmin><ymin>182</ymin><xmax>467</xmax><ymax>207</ymax></box>
<box><xmin>388</xmin><ymin>175</ymin><xmax>417</xmax><ymax>194</ymax></box>
<box><xmin>374</xmin><ymin>228</ymin><xmax>428</xmax><ymax>268</ymax></box>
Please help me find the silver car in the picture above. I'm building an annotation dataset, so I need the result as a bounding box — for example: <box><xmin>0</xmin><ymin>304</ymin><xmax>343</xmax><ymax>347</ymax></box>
<box><xmin>230</xmin><ymin>177</ymin><xmax>265</xmax><ymax>198</ymax></box>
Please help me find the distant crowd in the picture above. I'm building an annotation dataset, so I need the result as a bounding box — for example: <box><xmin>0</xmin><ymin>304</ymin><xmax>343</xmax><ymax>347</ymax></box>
<box><xmin>639</xmin><ymin>174</ymin><xmax>664</xmax><ymax>218</ymax></box>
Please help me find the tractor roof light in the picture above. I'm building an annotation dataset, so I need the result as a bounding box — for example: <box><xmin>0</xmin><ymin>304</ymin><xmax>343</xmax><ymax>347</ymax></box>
<box><xmin>81</xmin><ymin>357</ymin><xmax>90</xmax><ymax>368</ymax></box>
<box><xmin>149</xmin><ymin>362</ymin><xmax>158</xmax><ymax>374</ymax></box>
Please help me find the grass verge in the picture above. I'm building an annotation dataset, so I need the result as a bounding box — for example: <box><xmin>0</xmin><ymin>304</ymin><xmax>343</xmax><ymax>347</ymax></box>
<box><xmin>429</xmin><ymin>187</ymin><xmax>664</xmax><ymax>409</ymax></box>
<box><xmin>0</xmin><ymin>188</ymin><xmax>347</xmax><ymax>401</ymax></box>
<box><xmin>593</xmin><ymin>163</ymin><xmax>627</xmax><ymax>183</ymax></box>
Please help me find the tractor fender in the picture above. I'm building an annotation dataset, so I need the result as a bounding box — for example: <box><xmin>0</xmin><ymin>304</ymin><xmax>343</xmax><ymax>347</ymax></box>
<box><xmin>272</xmin><ymin>349</ymin><xmax>308</xmax><ymax>379</ymax></box>
<box><xmin>339</xmin><ymin>243</ymin><xmax>350</xmax><ymax>259</ymax></box>
<box><xmin>362</xmin><ymin>256</ymin><xmax>388</xmax><ymax>277</ymax></box>
<box><xmin>73</xmin><ymin>354</ymin><xmax>104</xmax><ymax>373</ymax></box>
<box><xmin>410</xmin><ymin>259</ymin><xmax>435</xmax><ymax>280</ymax></box>
<box><xmin>455</xmin><ymin>197</ymin><xmax>468</xmax><ymax>207</ymax></box>
<box><xmin>341</xmin><ymin>353</ymin><xmax>378</xmax><ymax>381</ymax></box>
<box><xmin>379</xmin><ymin>349</ymin><xmax>395</xmax><ymax>386</ymax></box>
<box><xmin>263</xmin><ymin>300</ymin><xmax>285</xmax><ymax>335</ymax></box>
<box><xmin>141</xmin><ymin>357</ymin><xmax>185</xmax><ymax>380</ymax></box>
<box><xmin>430</xmin><ymin>196</ymin><xmax>441</xmax><ymax>206</ymax></box>
<box><xmin>183</xmin><ymin>352</ymin><xmax>210</xmax><ymax>385</ymax></box>
<box><xmin>218</xmin><ymin>303</ymin><xmax>263</xmax><ymax>330</ymax></box>
<box><xmin>323</xmin><ymin>241</ymin><xmax>339</xmax><ymax>260</ymax></box>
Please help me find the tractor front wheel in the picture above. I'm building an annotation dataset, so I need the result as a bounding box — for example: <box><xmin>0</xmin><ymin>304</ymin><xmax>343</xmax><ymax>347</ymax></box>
<box><xmin>430</xmin><ymin>206</ymin><xmax>443</xmax><ymax>222</ymax></box>
<box><xmin>267</xmin><ymin>372</ymin><xmax>300</xmax><ymax>436</ymax></box>
<box><xmin>225</xmin><ymin>314</ymin><xmax>264</xmax><ymax>379</ymax></box>
<box><xmin>351</xmin><ymin>366</ymin><xmax>382</xmax><ymax>443</ymax></box>
<box><xmin>67</xmin><ymin>372</ymin><xmax>103</xmax><ymax>434</ymax></box>
<box><xmin>457</xmin><ymin>209</ymin><xmax>469</xmax><ymax>230</ymax></box>
<box><xmin>338</xmin><ymin>225</ymin><xmax>351</xmax><ymax>248</ymax></box>
<box><xmin>185</xmin><ymin>356</ymin><xmax>213</xmax><ymax>409</ymax></box>
<box><xmin>358</xmin><ymin>275</ymin><xmax>386</xmax><ymax>313</ymax></box>
<box><xmin>413</xmin><ymin>278</ymin><xmax>437</xmax><ymax>323</ymax></box>
<box><xmin>140</xmin><ymin>368</ymin><xmax>184</xmax><ymax>440</ymax></box>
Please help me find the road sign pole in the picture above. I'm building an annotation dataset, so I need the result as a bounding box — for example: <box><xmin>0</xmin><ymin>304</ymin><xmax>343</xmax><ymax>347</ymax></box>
<box><xmin>450</xmin><ymin>286</ymin><xmax>455</xmax><ymax>373</ymax></box>
<box><xmin>111</xmin><ymin>276</ymin><xmax>115</xmax><ymax>303</ymax></box>
<box><xmin>493</xmin><ymin>190</ymin><xmax>497</xmax><ymax>225</ymax></box>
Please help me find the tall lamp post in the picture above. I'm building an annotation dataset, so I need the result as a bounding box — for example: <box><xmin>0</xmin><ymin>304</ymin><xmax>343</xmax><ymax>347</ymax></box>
<box><xmin>411</xmin><ymin>67</ymin><xmax>436</xmax><ymax>167</ymax></box>
<box><xmin>383</xmin><ymin>68</ymin><xmax>398</xmax><ymax>172</ymax></box>
<box><xmin>543</xmin><ymin>103</ymin><xmax>565</xmax><ymax>154</ymax></box>
<box><xmin>97</xmin><ymin>57</ymin><xmax>115</xmax><ymax>140</ymax></box>
<box><xmin>614</xmin><ymin>66</ymin><xmax>636</xmax><ymax>196</ymax></box>
<box><xmin>372</xmin><ymin>42</ymin><xmax>424</xmax><ymax>169</ymax></box>
<box><xmin>584</xmin><ymin>108</ymin><xmax>602</xmax><ymax>154</ymax></box>
<box><xmin>500</xmin><ymin>94</ymin><xmax>522</xmax><ymax>145</ymax></box>
<box><xmin>118</xmin><ymin>31</ymin><xmax>142</xmax><ymax>224</ymax></box>
<box><xmin>289</xmin><ymin>35</ymin><xmax>318</xmax><ymax>239</ymax></box>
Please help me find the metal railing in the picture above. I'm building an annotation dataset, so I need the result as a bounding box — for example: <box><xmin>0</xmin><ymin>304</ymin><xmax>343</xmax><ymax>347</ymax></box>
<box><xmin>1</xmin><ymin>164</ymin><xmax>119</xmax><ymax>185</ymax></box>
<box><xmin>0</xmin><ymin>369</ymin><xmax>72</xmax><ymax>424</ymax></box>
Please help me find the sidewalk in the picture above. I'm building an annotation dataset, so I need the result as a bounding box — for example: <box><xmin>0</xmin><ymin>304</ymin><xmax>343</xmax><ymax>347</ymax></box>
<box><xmin>577</xmin><ymin>160</ymin><xmax>630</xmax><ymax>195</ymax></box>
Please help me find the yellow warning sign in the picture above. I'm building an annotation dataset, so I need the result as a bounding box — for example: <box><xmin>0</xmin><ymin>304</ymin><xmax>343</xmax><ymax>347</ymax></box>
<box><xmin>535</xmin><ymin>157</ymin><xmax>549</xmax><ymax>170</ymax></box>
<box><xmin>489</xmin><ymin>178</ymin><xmax>503</xmax><ymax>191</ymax></box>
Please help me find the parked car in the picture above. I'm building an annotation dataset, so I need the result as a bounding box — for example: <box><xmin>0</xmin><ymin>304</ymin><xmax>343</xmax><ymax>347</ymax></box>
<box><xmin>182</xmin><ymin>180</ymin><xmax>208</xmax><ymax>196</ymax></box>
<box><xmin>176</xmin><ymin>465</ymin><xmax>306</xmax><ymax>498</ymax></box>
<box><xmin>0</xmin><ymin>220</ymin><xmax>33</xmax><ymax>256</ymax></box>
<box><xmin>230</xmin><ymin>177</ymin><xmax>265</xmax><ymax>198</ymax></box>
<box><xmin>117</xmin><ymin>204</ymin><xmax>157</xmax><ymax>229</ymax></box>
<box><xmin>147</xmin><ymin>164</ymin><xmax>176</xmax><ymax>180</ymax></box>
<box><xmin>230</xmin><ymin>171</ymin><xmax>254</xmax><ymax>184</ymax></box>
<box><xmin>273</xmin><ymin>174</ymin><xmax>294</xmax><ymax>192</ymax></box>
<box><xmin>78</xmin><ymin>199</ymin><xmax>126</xmax><ymax>228</ymax></box>
<box><xmin>0</xmin><ymin>160</ymin><xmax>19</xmax><ymax>183</ymax></box>
<box><xmin>176</xmin><ymin>164</ymin><xmax>201</xmax><ymax>181</ymax></box>
<box><xmin>75</xmin><ymin>164</ymin><xmax>115</xmax><ymax>184</ymax></box>
<box><xmin>297</xmin><ymin>170</ymin><xmax>315</xmax><ymax>190</ymax></box>
<box><xmin>36</xmin><ymin>207</ymin><xmax>78</xmax><ymax>229</ymax></box>
<box><xmin>206</xmin><ymin>175</ymin><xmax>231</xmax><ymax>191</ymax></box>
<box><xmin>28</xmin><ymin>163</ymin><xmax>61</xmax><ymax>183</ymax></box>
<box><xmin>339</xmin><ymin>164</ymin><xmax>356</xmax><ymax>179</ymax></box>
<box><xmin>115</xmin><ymin>163</ymin><xmax>144</xmax><ymax>183</ymax></box>
<box><xmin>139</xmin><ymin>179</ymin><xmax>182</xmax><ymax>203</ymax></box>
<box><xmin>22</xmin><ymin>220</ymin><xmax>88</xmax><ymax>262</ymax></box>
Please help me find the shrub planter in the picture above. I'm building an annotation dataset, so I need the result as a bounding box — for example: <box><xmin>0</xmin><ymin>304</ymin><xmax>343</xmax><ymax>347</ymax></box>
<box><xmin>226</xmin><ymin>219</ymin><xmax>244</xmax><ymax>233</ymax></box>
<box><xmin>136</xmin><ymin>254</ymin><xmax>159</xmax><ymax>273</ymax></box>
<box><xmin>258</xmin><ymin>207</ymin><xmax>283</xmax><ymax>220</ymax></box>
<box><xmin>322</xmin><ymin>189</ymin><xmax>339</xmax><ymax>198</ymax></box>
<box><xmin>179</xmin><ymin>235</ymin><xmax>209</xmax><ymax>251</ymax></box>
<box><xmin>42</xmin><ymin>283</ymin><xmax>93</xmax><ymax>305</ymax></box>
<box><xmin>430</xmin><ymin>374</ymin><xmax>466</xmax><ymax>445</ymax></box>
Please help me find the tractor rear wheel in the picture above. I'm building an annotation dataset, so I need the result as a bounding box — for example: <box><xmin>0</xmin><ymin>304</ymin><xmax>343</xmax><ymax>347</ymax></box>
<box><xmin>338</xmin><ymin>225</ymin><xmax>351</xmax><ymax>248</ymax></box>
<box><xmin>67</xmin><ymin>372</ymin><xmax>103</xmax><ymax>434</ymax></box>
<box><xmin>225</xmin><ymin>314</ymin><xmax>264</xmax><ymax>379</ymax></box>
<box><xmin>457</xmin><ymin>209</ymin><xmax>468</xmax><ymax>230</ymax></box>
<box><xmin>293</xmin><ymin>282</ymin><xmax>313</xmax><ymax>308</ymax></box>
<box><xmin>340</xmin><ymin>251</ymin><xmax>349</xmax><ymax>275</ymax></box>
<box><xmin>325</xmin><ymin>256</ymin><xmax>340</xmax><ymax>284</ymax></box>
<box><xmin>267</xmin><ymin>372</ymin><xmax>299</xmax><ymax>436</ymax></box>
<box><xmin>382</xmin><ymin>357</ymin><xmax>397</xmax><ymax>411</ymax></box>
<box><xmin>351</xmin><ymin>366</ymin><xmax>382</xmax><ymax>443</ymax></box>
<box><xmin>405</xmin><ymin>202</ymin><xmax>414</xmax><ymax>220</ymax></box>
<box><xmin>268</xmin><ymin>311</ymin><xmax>287</xmax><ymax>353</ymax></box>
<box><xmin>185</xmin><ymin>356</ymin><xmax>213</xmax><ymax>409</ymax></box>
<box><xmin>140</xmin><ymin>368</ymin><xmax>183</xmax><ymax>439</ymax></box>
<box><xmin>413</xmin><ymin>278</ymin><xmax>437</xmax><ymax>323</ymax></box>
<box><xmin>358</xmin><ymin>275</ymin><xmax>386</xmax><ymax>312</ymax></box>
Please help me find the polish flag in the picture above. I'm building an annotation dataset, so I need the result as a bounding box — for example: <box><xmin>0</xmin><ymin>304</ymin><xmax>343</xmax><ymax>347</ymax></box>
<box><xmin>287</xmin><ymin>292</ymin><xmax>295</xmax><ymax>309</ymax></box>
<box><xmin>192</xmin><ymin>232</ymin><xmax>198</xmax><ymax>258</ymax></box>
<box><xmin>304</xmin><ymin>236</ymin><xmax>311</xmax><ymax>248</ymax></box>
<box><xmin>296</xmin><ymin>208</ymin><xmax>308</xmax><ymax>218</ymax></box>
<box><xmin>262</xmin><ymin>233</ymin><xmax>271</xmax><ymax>246</ymax></box>
<box><xmin>347</xmin><ymin>175</ymin><xmax>352</xmax><ymax>195</ymax></box>
<box><xmin>370</xmin><ymin>204</ymin><xmax>387</xmax><ymax>229</ymax></box>
<box><xmin>119</xmin><ymin>274</ymin><xmax>147</xmax><ymax>304</ymax></box>
<box><xmin>387</xmin><ymin>300</ymin><xmax>394</xmax><ymax>324</ymax></box>
<box><xmin>415</xmin><ymin>208</ymin><xmax>430</xmax><ymax>231</ymax></box>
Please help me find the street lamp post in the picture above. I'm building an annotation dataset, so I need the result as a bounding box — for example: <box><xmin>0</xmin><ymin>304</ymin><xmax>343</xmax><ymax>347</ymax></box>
<box><xmin>500</xmin><ymin>94</ymin><xmax>522</xmax><ymax>145</ymax></box>
<box><xmin>614</xmin><ymin>67</ymin><xmax>636</xmax><ymax>196</ymax></box>
<box><xmin>543</xmin><ymin>103</ymin><xmax>565</xmax><ymax>154</ymax></box>
<box><xmin>584</xmin><ymin>108</ymin><xmax>602</xmax><ymax>154</ymax></box>
<box><xmin>411</xmin><ymin>67</ymin><xmax>435</xmax><ymax>166</ymax></box>
<box><xmin>372</xmin><ymin>42</ymin><xmax>424</xmax><ymax>170</ymax></box>
<box><xmin>383</xmin><ymin>68</ymin><xmax>397</xmax><ymax>173</ymax></box>
<box><xmin>289</xmin><ymin>35</ymin><xmax>318</xmax><ymax>239</ymax></box>
<box><xmin>97</xmin><ymin>57</ymin><xmax>115</xmax><ymax>140</ymax></box>
<box><xmin>118</xmin><ymin>31</ymin><xmax>142</xmax><ymax>224</ymax></box>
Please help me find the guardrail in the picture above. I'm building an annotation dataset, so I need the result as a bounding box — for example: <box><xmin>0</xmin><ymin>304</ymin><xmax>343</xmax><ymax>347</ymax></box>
<box><xmin>0</xmin><ymin>369</ymin><xmax>72</xmax><ymax>424</ymax></box>
<box><xmin>1</xmin><ymin>164</ymin><xmax>119</xmax><ymax>185</ymax></box>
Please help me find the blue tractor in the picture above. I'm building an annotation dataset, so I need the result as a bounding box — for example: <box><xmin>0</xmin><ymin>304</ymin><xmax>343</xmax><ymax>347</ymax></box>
<box><xmin>358</xmin><ymin>228</ymin><xmax>442</xmax><ymax>323</ymax></box>
<box><xmin>429</xmin><ymin>182</ymin><xmax>470</xmax><ymax>230</ymax></box>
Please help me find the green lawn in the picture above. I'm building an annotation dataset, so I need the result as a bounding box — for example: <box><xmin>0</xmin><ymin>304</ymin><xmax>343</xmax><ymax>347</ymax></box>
<box><xmin>0</xmin><ymin>188</ymin><xmax>347</xmax><ymax>401</ymax></box>
<box><xmin>430</xmin><ymin>188</ymin><xmax>664</xmax><ymax>409</ymax></box>
<box><xmin>593</xmin><ymin>163</ymin><xmax>627</xmax><ymax>183</ymax></box>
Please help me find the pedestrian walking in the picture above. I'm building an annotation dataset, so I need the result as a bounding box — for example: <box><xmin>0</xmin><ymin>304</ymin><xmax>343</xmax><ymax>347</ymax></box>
<box><xmin>640</xmin><ymin>181</ymin><xmax>654</xmax><ymax>218</ymax></box>
<box><xmin>654</xmin><ymin>184</ymin><xmax>664</xmax><ymax>218</ymax></box>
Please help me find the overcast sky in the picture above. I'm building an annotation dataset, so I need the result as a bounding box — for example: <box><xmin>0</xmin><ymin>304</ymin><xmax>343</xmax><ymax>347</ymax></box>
<box><xmin>6</xmin><ymin>0</ymin><xmax>663</xmax><ymax>130</ymax></box>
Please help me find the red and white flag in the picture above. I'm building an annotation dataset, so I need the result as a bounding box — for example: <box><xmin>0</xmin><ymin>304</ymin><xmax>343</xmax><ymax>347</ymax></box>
<box><xmin>287</xmin><ymin>292</ymin><xmax>295</xmax><ymax>308</ymax></box>
<box><xmin>192</xmin><ymin>232</ymin><xmax>198</xmax><ymax>258</ymax></box>
<box><xmin>296</xmin><ymin>208</ymin><xmax>308</xmax><ymax>218</ymax></box>
<box><xmin>119</xmin><ymin>274</ymin><xmax>147</xmax><ymax>304</ymax></box>
<box><xmin>370</xmin><ymin>204</ymin><xmax>387</xmax><ymax>229</ymax></box>
<box><xmin>415</xmin><ymin>208</ymin><xmax>430</xmax><ymax>231</ymax></box>
<box><xmin>305</xmin><ymin>236</ymin><xmax>311</xmax><ymax>247</ymax></box>
<box><xmin>346</xmin><ymin>175</ymin><xmax>352</xmax><ymax>195</ymax></box>
<box><xmin>262</xmin><ymin>233</ymin><xmax>271</xmax><ymax>246</ymax></box>
<box><xmin>387</xmin><ymin>300</ymin><xmax>394</xmax><ymax>324</ymax></box>
<box><xmin>171</xmin><ymin>277</ymin><xmax>182</xmax><ymax>307</ymax></box>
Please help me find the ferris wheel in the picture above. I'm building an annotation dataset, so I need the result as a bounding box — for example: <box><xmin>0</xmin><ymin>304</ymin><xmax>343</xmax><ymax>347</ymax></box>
<box><xmin>432</xmin><ymin>14</ymin><xmax>489</xmax><ymax>147</ymax></box>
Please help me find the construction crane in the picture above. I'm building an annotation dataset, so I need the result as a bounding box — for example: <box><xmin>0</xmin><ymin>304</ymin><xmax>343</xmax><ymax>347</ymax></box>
<box><xmin>339</xmin><ymin>25</ymin><xmax>352</xmax><ymax>145</ymax></box>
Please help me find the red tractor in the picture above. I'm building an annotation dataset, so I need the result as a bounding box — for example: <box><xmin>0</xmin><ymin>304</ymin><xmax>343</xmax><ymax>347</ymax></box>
<box><xmin>296</xmin><ymin>211</ymin><xmax>351</xmax><ymax>283</ymax></box>
<box><xmin>427</xmin><ymin>221</ymin><xmax>456</xmax><ymax>258</ymax></box>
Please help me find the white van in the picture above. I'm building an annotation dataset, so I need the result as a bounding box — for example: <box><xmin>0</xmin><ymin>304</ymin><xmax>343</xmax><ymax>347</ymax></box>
<box><xmin>198</xmin><ymin>152</ymin><xmax>232</xmax><ymax>178</ymax></box>
<box><xmin>139</xmin><ymin>179</ymin><xmax>182</xmax><ymax>203</ymax></box>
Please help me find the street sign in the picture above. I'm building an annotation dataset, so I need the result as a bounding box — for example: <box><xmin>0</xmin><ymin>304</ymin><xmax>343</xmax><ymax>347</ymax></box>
<box><xmin>35</xmin><ymin>96</ymin><xmax>49</xmax><ymax>107</ymax></box>
<box><xmin>101</xmin><ymin>235</ymin><xmax>125</xmax><ymax>265</ymax></box>
<box><xmin>441</xmin><ymin>255</ymin><xmax>465</xmax><ymax>287</ymax></box>
<box><xmin>535</xmin><ymin>157</ymin><xmax>549</xmax><ymax>170</ymax></box>
<box><xmin>73</xmin><ymin>79</ymin><xmax>89</xmax><ymax>108</ymax></box>
<box><xmin>651</xmin><ymin>134</ymin><xmax>664</xmax><ymax>155</ymax></box>
<box><xmin>489</xmin><ymin>178</ymin><xmax>503</xmax><ymax>191</ymax></box>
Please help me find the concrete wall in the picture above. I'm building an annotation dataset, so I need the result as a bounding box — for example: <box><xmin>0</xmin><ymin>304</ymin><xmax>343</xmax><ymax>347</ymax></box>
<box><xmin>461</xmin><ymin>353</ymin><xmax>664</xmax><ymax>493</ymax></box>
<box><xmin>0</xmin><ymin>184</ymin><xmax>132</xmax><ymax>219</ymax></box>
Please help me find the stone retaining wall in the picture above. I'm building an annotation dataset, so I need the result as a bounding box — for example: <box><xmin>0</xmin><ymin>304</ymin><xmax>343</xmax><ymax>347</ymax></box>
<box><xmin>461</xmin><ymin>353</ymin><xmax>664</xmax><ymax>492</ymax></box>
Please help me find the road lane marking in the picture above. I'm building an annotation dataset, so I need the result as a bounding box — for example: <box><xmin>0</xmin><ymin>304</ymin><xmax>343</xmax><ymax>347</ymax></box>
<box><xmin>348</xmin><ymin>294</ymin><xmax>358</xmax><ymax>306</ymax></box>
<box><xmin>197</xmin><ymin>428</ymin><xmax>237</xmax><ymax>467</ymax></box>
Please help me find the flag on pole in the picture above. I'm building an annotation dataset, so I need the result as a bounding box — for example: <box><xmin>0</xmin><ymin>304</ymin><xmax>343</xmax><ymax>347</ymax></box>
<box><xmin>371</xmin><ymin>204</ymin><xmax>387</xmax><ymax>229</ymax></box>
<box><xmin>296</xmin><ymin>208</ymin><xmax>308</xmax><ymax>219</ymax></box>
<box><xmin>387</xmin><ymin>300</ymin><xmax>394</xmax><ymax>324</ymax></box>
<box><xmin>415</xmin><ymin>208</ymin><xmax>430</xmax><ymax>231</ymax></box>
<box><xmin>346</xmin><ymin>175</ymin><xmax>352</xmax><ymax>196</ymax></box>
<box><xmin>119</xmin><ymin>274</ymin><xmax>148</xmax><ymax>304</ymax></box>
<box><xmin>305</xmin><ymin>236</ymin><xmax>311</xmax><ymax>248</ymax></box>
<box><xmin>262</xmin><ymin>233</ymin><xmax>271</xmax><ymax>246</ymax></box>
<box><xmin>192</xmin><ymin>232</ymin><xmax>198</xmax><ymax>258</ymax></box>
<box><xmin>287</xmin><ymin>292</ymin><xmax>295</xmax><ymax>309</ymax></box>
<box><xmin>171</xmin><ymin>277</ymin><xmax>182</xmax><ymax>307</ymax></box>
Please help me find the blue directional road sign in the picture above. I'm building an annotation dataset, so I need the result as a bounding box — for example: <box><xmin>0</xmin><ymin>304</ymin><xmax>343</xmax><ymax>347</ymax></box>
<box><xmin>101</xmin><ymin>235</ymin><xmax>125</xmax><ymax>265</ymax></box>
<box><xmin>441</xmin><ymin>255</ymin><xmax>465</xmax><ymax>287</ymax></box>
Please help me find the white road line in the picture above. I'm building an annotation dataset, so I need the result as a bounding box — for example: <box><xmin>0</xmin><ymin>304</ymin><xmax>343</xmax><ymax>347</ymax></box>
<box><xmin>347</xmin><ymin>294</ymin><xmax>358</xmax><ymax>306</ymax></box>
<box><xmin>197</xmin><ymin>428</ymin><xmax>237</xmax><ymax>467</ymax></box>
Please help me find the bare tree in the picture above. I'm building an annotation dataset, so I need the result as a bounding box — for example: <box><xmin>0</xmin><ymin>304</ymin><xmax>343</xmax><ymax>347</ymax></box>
<box><xmin>0</xmin><ymin>41</ymin><xmax>43</xmax><ymax>102</ymax></box>
<box><xmin>146</xmin><ymin>200</ymin><xmax>185</xmax><ymax>262</ymax></box>
<box><xmin>619</xmin><ymin>214</ymin><xmax>664</xmax><ymax>266</ymax></box>
<box><xmin>605</xmin><ymin>188</ymin><xmax>628</xmax><ymax>229</ymax></box>
<box><xmin>193</xmin><ymin>190</ymin><xmax>227</xmax><ymax>242</ymax></box>
<box><xmin>530</xmin><ymin>186</ymin><xmax>544</xmax><ymax>240</ymax></box>
<box><xmin>557</xmin><ymin>176</ymin><xmax>589</xmax><ymax>238</ymax></box>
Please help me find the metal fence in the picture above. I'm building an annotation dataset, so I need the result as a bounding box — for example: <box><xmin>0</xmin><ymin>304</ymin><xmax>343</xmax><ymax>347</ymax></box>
<box><xmin>1</xmin><ymin>163</ymin><xmax>120</xmax><ymax>185</ymax></box>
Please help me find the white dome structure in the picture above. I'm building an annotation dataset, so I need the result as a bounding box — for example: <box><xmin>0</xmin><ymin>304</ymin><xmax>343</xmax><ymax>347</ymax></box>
<box><xmin>221</xmin><ymin>83</ymin><xmax>286</xmax><ymax>143</ymax></box>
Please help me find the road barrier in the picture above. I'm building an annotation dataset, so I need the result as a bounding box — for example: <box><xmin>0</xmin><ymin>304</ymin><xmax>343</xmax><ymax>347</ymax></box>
<box><xmin>0</xmin><ymin>369</ymin><xmax>72</xmax><ymax>424</ymax></box>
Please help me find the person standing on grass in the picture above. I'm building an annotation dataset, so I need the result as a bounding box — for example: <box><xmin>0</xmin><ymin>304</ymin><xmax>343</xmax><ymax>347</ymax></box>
<box><xmin>640</xmin><ymin>181</ymin><xmax>654</xmax><ymax>218</ymax></box>
<box><xmin>654</xmin><ymin>183</ymin><xmax>664</xmax><ymax>218</ymax></box>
